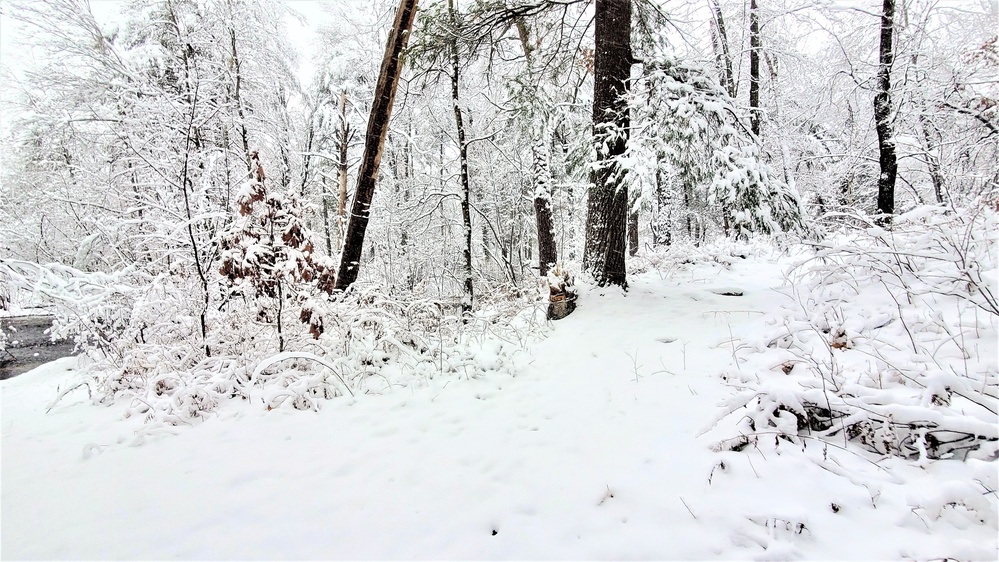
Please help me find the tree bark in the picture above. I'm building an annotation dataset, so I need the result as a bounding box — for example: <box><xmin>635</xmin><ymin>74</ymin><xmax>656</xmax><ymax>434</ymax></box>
<box><xmin>919</xmin><ymin>112</ymin><xmax>946</xmax><ymax>204</ymax></box>
<box><xmin>748</xmin><ymin>0</ymin><xmax>761</xmax><ymax>138</ymax></box>
<box><xmin>875</xmin><ymin>0</ymin><xmax>897</xmax><ymax>224</ymax></box>
<box><xmin>227</xmin><ymin>22</ymin><xmax>252</xmax><ymax>171</ymax></box>
<box><xmin>627</xmin><ymin>207</ymin><xmax>639</xmax><ymax>256</ymax></box>
<box><xmin>448</xmin><ymin>0</ymin><xmax>474</xmax><ymax>316</ymax></box>
<box><xmin>651</xmin><ymin>166</ymin><xmax>671</xmax><ymax>246</ymax></box>
<box><xmin>533</xmin><ymin>140</ymin><xmax>558</xmax><ymax>277</ymax></box>
<box><xmin>709</xmin><ymin>0</ymin><xmax>736</xmax><ymax>99</ymax></box>
<box><xmin>337</xmin><ymin>90</ymin><xmax>350</xmax><ymax>217</ymax></box>
<box><xmin>321</xmin><ymin>175</ymin><xmax>333</xmax><ymax>256</ymax></box>
<box><xmin>335</xmin><ymin>0</ymin><xmax>418</xmax><ymax>291</ymax></box>
<box><xmin>583</xmin><ymin>0</ymin><xmax>631</xmax><ymax>288</ymax></box>
<box><xmin>515</xmin><ymin>18</ymin><xmax>558</xmax><ymax>278</ymax></box>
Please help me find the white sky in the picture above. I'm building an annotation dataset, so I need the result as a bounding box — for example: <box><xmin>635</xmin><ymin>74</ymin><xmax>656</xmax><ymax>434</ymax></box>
<box><xmin>0</xmin><ymin>0</ymin><xmax>333</xmax><ymax>86</ymax></box>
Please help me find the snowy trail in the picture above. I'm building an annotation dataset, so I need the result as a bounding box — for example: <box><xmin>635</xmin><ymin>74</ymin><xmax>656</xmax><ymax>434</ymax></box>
<box><xmin>2</xmin><ymin>257</ymin><xmax>995</xmax><ymax>560</ymax></box>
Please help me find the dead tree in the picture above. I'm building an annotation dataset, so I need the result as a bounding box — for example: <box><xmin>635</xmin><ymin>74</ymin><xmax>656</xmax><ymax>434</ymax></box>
<box><xmin>335</xmin><ymin>0</ymin><xmax>419</xmax><ymax>291</ymax></box>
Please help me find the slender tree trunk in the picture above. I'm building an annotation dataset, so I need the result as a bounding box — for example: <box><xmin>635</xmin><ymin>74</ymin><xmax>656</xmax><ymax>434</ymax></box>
<box><xmin>182</xmin><ymin>96</ymin><xmax>210</xmax><ymax>357</ymax></box>
<box><xmin>583</xmin><ymin>0</ymin><xmax>632</xmax><ymax>288</ymax></box>
<box><xmin>910</xmin><ymin>54</ymin><xmax>947</xmax><ymax>204</ymax></box>
<box><xmin>335</xmin><ymin>0</ymin><xmax>419</xmax><ymax>291</ymax></box>
<box><xmin>321</xmin><ymin>175</ymin><xmax>333</xmax><ymax>256</ymax></box>
<box><xmin>168</xmin><ymin>4</ymin><xmax>211</xmax><ymax>356</ymax></box>
<box><xmin>919</xmin><ymin>113</ymin><xmax>946</xmax><ymax>204</ymax></box>
<box><xmin>875</xmin><ymin>0</ymin><xmax>897</xmax><ymax>224</ymax></box>
<box><xmin>516</xmin><ymin>18</ymin><xmax>558</xmax><ymax>277</ymax></box>
<box><xmin>228</xmin><ymin>25</ymin><xmax>252</xmax><ymax>170</ymax></box>
<box><xmin>337</xmin><ymin>91</ymin><xmax>350</xmax><ymax>217</ymax></box>
<box><xmin>748</xmin><ymin>0</ymin><xmax>762</xmax><ymax>138</ymax></box>
<box><xmin>300</xmin><ymin>115</ymin><xmax>315</xmax><ymax>196</ymax></box>
<box><xmin>447</xmin><ymin>0</ymin><xmax>474</xmax><ymax>316</ymax></box>
<box><xmin>709</xmin><ymin>0</ymin><xmax>736</xmax><ymax>99</ymax></box>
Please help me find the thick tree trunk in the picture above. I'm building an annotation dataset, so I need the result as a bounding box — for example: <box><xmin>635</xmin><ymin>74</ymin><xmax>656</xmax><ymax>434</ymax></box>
<box><xmin>875</xmin><ymin>0</ymin><xmax>897</xmax><ymax>225</ymax></box>
<box><xmin>748</xmin><ymin>0</ymin><xmax>761</xmax><ymax>138</ymax></box>
<box><xmin>583</xmin><ymin>0</ymin><xmax>631</xmax><ymax>288</ymax></box>
<box><xmin>335</xmin><ymin>0</ymin><xmax>418</xmax><ymax>291</ymax></box>
<box><xmin>533</xmin><ymin>146</ymin><xmax>558</xmax><ymax>276</ymax></box>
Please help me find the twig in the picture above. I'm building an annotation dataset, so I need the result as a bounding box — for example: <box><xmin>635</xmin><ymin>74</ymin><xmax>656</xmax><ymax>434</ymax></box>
<box><xmin>679</xmin><ymin>496</ymin><xmax>697</xmax><ymax>519</ymax></box>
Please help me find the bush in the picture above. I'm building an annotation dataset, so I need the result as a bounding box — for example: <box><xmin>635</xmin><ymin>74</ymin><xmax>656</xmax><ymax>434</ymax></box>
<box><xmin>709</xmin><ymin>205</ymin><xmax>998</xmax><ymax>462</ymax></box>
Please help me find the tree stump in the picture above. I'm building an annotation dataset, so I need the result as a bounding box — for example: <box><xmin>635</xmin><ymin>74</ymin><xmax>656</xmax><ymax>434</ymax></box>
<box><xmin>546</xmin><ymin>264</ymin><xmax>577</xmax><ymax>321</ymax></box>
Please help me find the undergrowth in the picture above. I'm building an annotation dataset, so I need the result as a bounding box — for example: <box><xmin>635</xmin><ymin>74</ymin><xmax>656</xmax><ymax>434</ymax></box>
<box><xmin>710</xmin><ymin>205</ymin><xmax>998</xmax><ymax>463</ymax></box>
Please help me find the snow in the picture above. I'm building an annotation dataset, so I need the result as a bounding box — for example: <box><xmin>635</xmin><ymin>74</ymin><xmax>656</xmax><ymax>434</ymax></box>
<box><xmin>2</xmin><ymin>253</ymin><xmax>996</xmax><ymax>559</ymax></box>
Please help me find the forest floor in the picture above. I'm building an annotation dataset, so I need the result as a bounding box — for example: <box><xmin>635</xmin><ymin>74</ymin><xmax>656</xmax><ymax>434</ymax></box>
<box><xmin>2</xmin><ymin>252</ymin><xmax>996</xmax><ymax>560</ymax></box>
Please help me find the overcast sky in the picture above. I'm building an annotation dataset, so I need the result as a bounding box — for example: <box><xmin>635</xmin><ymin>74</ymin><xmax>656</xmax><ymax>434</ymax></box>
<box><xmin>0</xmin><ymin>0</ymin><xmax>332</xmax><ymax>86</ymax></box>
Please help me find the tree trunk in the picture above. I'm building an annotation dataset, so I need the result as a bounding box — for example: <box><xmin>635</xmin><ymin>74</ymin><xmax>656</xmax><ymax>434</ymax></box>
<box><xmin>228</xmin><ymin>24</ymin><xmax>252</xmax><ymax>171</ymax></box>
<box><xmin>321</xmin><ymin>175</ymin><xmax>333</xmax><ymax>256</ymax></box>
<box><xmin>516</xmin><ymin>18</ymin><xmax>559</xmax><ymax>278</ymax></box>
<box><xmin>910</xmin><ymin>54</ymin><xmax>947</xmax><ymax>204</ymax></box>
<box><xmin>448</xmin><ymin>0</ymin><xmax>474</xmax><ymax>316</ymax></box>
<box><xmin>583</xmin><ymin>0</ymin><xmax>631</xmax><ymax>288</ymax></box>
<box><xmin>875</xmin><ymin>0</ymin><xmax>897</xmax><ymax>225</ymax></box>
<box><xmin>300</xmin><ymin>114</ymin><xmax>316</xmax><ymax>197</ymax></box>
<box><xmin>709</xmin><ymin>0</ymin><xmax>736</xmax><ymax>99</ymax></box>
<box><xmin>748</xmin><ymin>0</ymin><xmax>762</xmax><ymax>138</ymax></box>
<box><xmin>337</xmin><ymin>90</ymin><xmax>349</xmax><ymax>217</ymax></box>
<box><xmin>652</xmin><ymin>166</ymin><xmax>671</xmax><ymax>246</ymax></box>
<box><xmin>533</xmin><ymin>141</ymin><xmax>558</xmax><ymax>277</ymax></box>
<box><xmin>335</xmin><ymin>0</ymin><xmax>418</xmax><ymax>291</ymax></box>
<box><xmin>627</xmin><ymin>207</ymin><xmax>639</xmax><ymax>256</ymax></box>
<box><xmin>919</xmin><ymin>112</ymin><xmax>946</xmax><ymax>204</ymax></box>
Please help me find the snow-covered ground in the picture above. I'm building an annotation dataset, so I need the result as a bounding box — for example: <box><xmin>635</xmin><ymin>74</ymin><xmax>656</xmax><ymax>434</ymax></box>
<box><xmin>2</xmin><ymin>253</ymin><xmax>996</xmax><ymax>560</ymax></box>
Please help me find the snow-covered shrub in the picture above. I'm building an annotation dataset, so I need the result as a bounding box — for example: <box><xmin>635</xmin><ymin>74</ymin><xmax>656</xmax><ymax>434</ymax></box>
<box><xmin>32</xmin><ymin>273</ymin><xmax>541</xmax><ymax>427</ymax></box>
<box><xmin>219</xmin><ymin>154</ymin><xmax>337</xmax><ymax>350</ymax></box>
<box><xmin>710</xmin><ymin>204</ymin><xmax>998</xmax><ymax>462</ymax></box>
